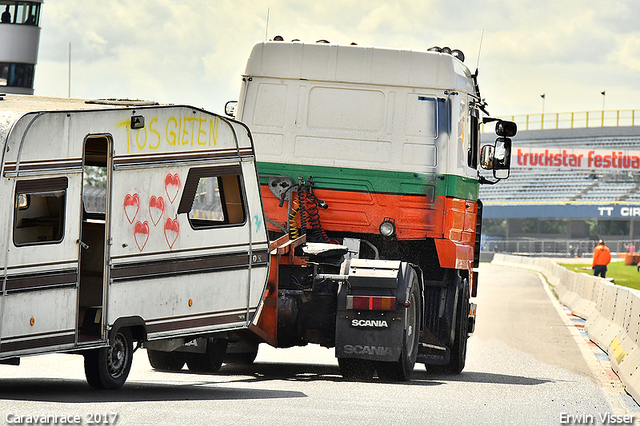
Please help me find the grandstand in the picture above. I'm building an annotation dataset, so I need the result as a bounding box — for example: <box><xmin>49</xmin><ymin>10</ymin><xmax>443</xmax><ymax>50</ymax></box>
<box><xmin>481</xmin><ymin>170</ymin><xmax>640</xmax><ymax>203</ymax></box>
<box><xmin>479</xmin><ymin>111</ymin><xmax>640</xmax><ymax>251</ymax></box>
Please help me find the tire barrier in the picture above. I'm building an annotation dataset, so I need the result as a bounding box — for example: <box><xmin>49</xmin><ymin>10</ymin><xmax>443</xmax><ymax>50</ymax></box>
<box><xmin>491</xmin><ymin>254</ymin><xmax>640</xmax><ymax>403</ymax></box>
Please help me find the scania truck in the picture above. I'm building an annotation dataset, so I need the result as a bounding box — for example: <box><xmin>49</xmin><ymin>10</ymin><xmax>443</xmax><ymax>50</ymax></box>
<box><xmin>221</xmin><ymin>40</ymin><xmax>516</xmax><ymax>379</ymax></box>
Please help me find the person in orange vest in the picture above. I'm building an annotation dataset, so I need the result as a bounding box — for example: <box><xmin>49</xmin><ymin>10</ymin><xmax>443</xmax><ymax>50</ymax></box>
<box><xmin>592</xmin><ymin>240</ymin><xmax>611</xmax><ymax>278</ymax></box>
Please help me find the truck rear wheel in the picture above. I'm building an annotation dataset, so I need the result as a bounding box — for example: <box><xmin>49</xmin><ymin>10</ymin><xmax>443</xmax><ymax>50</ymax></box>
<box><xmin>147</xmin><ymin>350</ymin><xmax>185</xmax><ymax>371</ymax></box>
<box><xmin>448</xmin><ymin>277</ymin><xmax>469</xmax><ymax>374</ymax></box>
<box><xmin>376</xmin><ymin>268</ymin><xmax>421</xmax><ymax>381</ymax></box>
<box><xmin>84</xmin><ymin>328</ymin><xmax>133</xmax><ymax>390</ymax></box>
<box><xmin>224</xmin><ymin>349</ymin><xmax>258</xmax><ymax>365</ymax></box>
<box><xmin>186</xmin><ymin>339</ymin><xmax>228</xmax><ymax>373</ymax></box>
<box><xmin>429</xmin><ymin>275</ymin><xmax>469</xmax><ymax>374</ymax></box>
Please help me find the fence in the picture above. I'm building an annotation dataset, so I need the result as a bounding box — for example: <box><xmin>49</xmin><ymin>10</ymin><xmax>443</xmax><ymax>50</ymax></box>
<box><xmin>482</xmin><ymin>109</ymin><xmax>640</xmax><ymax>132</ymax></box>
<box><xmin>483</xmin><ymin>238</ymin><xmax>636</xmax><ymax>257</ymax></box>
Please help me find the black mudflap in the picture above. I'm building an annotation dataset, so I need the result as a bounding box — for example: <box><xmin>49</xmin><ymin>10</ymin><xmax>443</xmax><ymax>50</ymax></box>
<box><xmin>417</xmin><ymin>287</ymin><xmax>451</xmax><ymax>366</ymax></box>
<box><xmin>417</xmin><ymin>269</ymin><xmax>467</xmax><ymax>368</ymax></box>
<box><xmin>335</xmin><ymin>310</ymin><xmax>403</xmax><ymax>362</ymax></box>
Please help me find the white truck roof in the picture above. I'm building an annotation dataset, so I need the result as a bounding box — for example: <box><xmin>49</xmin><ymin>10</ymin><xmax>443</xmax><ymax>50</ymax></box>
<box><xmin>244</xmin><ymin>41</ymin><xmax>475</xmax><ymax>94</ymax></box>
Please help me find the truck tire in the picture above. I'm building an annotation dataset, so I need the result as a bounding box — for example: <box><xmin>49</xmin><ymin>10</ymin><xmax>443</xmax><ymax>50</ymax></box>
<box><xmin>147</xmin><ymin>350</ymin><xmax>185</xmax><ymax>371</ymax></box>
<box><xmin>224</xmin><ymin>349</ymin><xmax>259</xmax><ymax>365</ymax></box>
<box><xmin>186</xmin><ymin>339</ymin><xmax>228</xmax><ymax>373</ymax></box>
<box><xmin>338</xmin><ymin>358</ymin><xmax>375</xmax><ymax>381</ymax></box>
<box><xmin>84</xmin><ymin>328</ymin><xmax>134</xmax><ymax>390</ymax></box>
<box><xmin>430</xmin><ymin>274</ymin><xmax>469</xmax><ymax>374</ymax></box>
<box><xmin>376</xmin><ymin>268</ymin><xmax>421</xmax><ymax>381</ymax></box>
<box><xmin>448</xmin><ymin>277</ymin><xmax>470</xmax><ymax>374</ymax></box>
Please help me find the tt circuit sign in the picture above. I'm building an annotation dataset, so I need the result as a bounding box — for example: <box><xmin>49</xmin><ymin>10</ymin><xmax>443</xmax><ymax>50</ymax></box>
<box><xmin>514</xmin><ymin>147</ymin><xmax>640</xmax><ymax>171</ymax></box>
<box><xmin>598</xmin><ymin>206</ymin><xmax>640</xmax><ymax>218</ymax></box>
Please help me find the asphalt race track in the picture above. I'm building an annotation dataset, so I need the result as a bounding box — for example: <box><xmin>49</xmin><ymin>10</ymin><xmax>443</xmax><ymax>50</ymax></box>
<box><xmin>0</xmin><ymin>263</ymin><xmax>638</xmax><ymax>425</ymax></box>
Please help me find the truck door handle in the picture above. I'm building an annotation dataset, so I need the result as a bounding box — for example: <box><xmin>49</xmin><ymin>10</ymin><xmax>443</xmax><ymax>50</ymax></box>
<box><xmin>76</xmin><ymin>239</ymin><xmax>89</xmax><ymax>250</ymax></box>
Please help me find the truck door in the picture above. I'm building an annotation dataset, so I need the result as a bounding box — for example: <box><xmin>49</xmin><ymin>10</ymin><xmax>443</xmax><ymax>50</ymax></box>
<box><xmin>77</xmin><ymin>135</ymin><xmax>112</xmax><ymax>342</ymax></box>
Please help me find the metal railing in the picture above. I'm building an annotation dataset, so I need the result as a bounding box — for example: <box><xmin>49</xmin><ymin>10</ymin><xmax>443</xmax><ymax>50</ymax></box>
<box><xmin>482</xmin><ymin>110</ymin><xmax>640</xmax><ymax>132</ymax></box>
<box><xmin>482</xmin><ymin>238</ymin><xmax>637</xmax><ymax>257</ymax></box>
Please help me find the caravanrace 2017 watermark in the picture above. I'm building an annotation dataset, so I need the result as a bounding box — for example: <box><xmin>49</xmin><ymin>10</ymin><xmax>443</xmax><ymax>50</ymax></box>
<box><xmin>560</xmin><ymin>412</ymin><xmax>635</xmax><ymax>424</ymax></box>
<box><xmin>5</xmin><ymin>412</ymin><xmax>119</xmax><ymax>425</ymax></box>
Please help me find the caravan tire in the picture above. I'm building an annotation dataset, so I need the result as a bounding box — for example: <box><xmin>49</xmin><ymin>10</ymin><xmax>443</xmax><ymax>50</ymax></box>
<box><xmin>84</xmin><ymin>328</ymin><xmax>134</xmax><ymax>390</ymax></box>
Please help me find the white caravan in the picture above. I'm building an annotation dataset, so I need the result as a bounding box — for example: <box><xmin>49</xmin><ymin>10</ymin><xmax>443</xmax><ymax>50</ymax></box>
<box><xmin>0</xmin><ymin>95</ymin><xmax>269</xmax><ymax>389</ymax></box>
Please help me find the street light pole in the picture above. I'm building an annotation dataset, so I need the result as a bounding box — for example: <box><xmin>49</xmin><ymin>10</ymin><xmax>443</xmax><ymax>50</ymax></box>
<box><xmin>68</xmin><ymin>42</ymin><xmax>71</xmax><ymax>98</ymax></box>
<box><xmin>540</xmin><ymin>93</ymin><xmax>545</xmax><ymax>129</ymax></box>
<box><xmin>601</xmin><ymin>90</ymin><xmax>606</xmax><ymax>126</ymax></box>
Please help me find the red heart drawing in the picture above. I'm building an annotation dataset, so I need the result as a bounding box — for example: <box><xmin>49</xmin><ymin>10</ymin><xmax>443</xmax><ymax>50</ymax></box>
<box><xmin>134</xmin><ymin>220</ymin><xmax>150</xmax><ymax>251</ymax></box>
<box><xmin>164</xmin><ymin>218</ymin><xmax>179</xmax><ymax>249</ymax></box>
<box><xmin>124</xmin><ymin>193</ymin><xmax>140</xmax><ymax>224</ymax></box>
<box><xmin>149</xmin><ymin>195</ymin><xmax>165</xmax><ymax>226</ymax></box>
<box><xmin>164</xmin><ymin>173</ymin><xmax>181</xmax><ymax>203</ymax></box>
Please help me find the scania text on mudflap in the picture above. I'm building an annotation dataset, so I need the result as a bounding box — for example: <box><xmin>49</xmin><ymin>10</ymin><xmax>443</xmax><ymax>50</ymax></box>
<box><xmin>228</xmin><ymin>40</ymin><xmax>516</xmax><ymax>380</ymax></box>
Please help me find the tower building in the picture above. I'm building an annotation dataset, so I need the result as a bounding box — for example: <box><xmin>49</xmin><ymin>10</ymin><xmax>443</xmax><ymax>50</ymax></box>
<box><xmin>0</xmin><ymin>1</ymin><xmax>42</xmax><ymax>94</ymax></box>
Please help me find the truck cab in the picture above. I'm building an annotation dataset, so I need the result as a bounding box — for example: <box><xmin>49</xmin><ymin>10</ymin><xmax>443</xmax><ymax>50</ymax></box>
<box><xmin>230</xmin><ymin>40</ymin><xmax>514</xmax><ymax>378</ymax></box>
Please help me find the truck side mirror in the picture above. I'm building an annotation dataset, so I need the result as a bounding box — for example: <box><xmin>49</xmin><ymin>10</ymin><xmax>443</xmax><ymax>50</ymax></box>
<box><xmin>495</xmin><ymin>120</ymin><xmax>517</xmax><ymax>137</ymax></box>
<box><xmin>225</xmin><ymin>101</ymin><xmax>238</xmax><ymax>117</ymax></box>
<box><xmin>480</xmin><ymin>137</ymin><xmax>512</xmax><ymax>179</ymax></box>
<box><xmin>493</xmin><ymin>137</ymin><xmax>511</xmax><ymax>179</ymax></box>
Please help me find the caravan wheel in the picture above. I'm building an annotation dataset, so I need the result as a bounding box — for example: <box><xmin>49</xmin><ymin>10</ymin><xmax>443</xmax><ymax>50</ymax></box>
<box><xmin>84</xmin><ymin>328</ymin><xmax>134</xmax><ymax>390</ymax></box>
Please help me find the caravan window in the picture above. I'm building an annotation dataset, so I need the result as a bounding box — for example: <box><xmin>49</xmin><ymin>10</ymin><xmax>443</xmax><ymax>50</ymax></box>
<box><xmin>13</xmin><ymin>177</ymin><xmax>67</xmax><ymax>246</ymax></box>
<box><xmin>177</xmin><ymin>165</ymin><xmax>246</xmax><ymax>229</ymax></box>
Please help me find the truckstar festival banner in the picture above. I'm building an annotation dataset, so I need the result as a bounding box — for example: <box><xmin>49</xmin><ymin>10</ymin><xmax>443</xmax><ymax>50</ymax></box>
<box><xmin>513</xmin><ymin>147</ymin><xmax>640</xmax><ymax>170</ymax></box>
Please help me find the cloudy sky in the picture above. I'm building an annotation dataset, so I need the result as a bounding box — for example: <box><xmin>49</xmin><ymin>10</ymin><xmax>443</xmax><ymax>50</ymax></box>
<box><xmin>34</xmin><ymin>0</ymin><xmax>640</xmax><ymax>119</ymax></box>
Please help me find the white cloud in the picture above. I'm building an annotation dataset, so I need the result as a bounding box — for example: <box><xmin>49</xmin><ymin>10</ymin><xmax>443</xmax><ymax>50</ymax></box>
<box><xmin>613</xmin><ymin>34</ymin><xmax>640</xmax><ymax>74</ymax></box>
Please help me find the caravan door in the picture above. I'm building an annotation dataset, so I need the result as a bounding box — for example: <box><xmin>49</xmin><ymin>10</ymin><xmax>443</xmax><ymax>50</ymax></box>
<box><xmin>77</xmin><ymin>135</ymin><xmax>112</xmax><ymax>343</ymax></box>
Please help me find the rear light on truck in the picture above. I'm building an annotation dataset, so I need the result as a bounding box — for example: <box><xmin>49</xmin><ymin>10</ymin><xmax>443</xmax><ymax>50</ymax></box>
<box><xmin>347</xmin><ymin>295</ymin><xmax>396</xmax><ymax>311</ymax></box>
